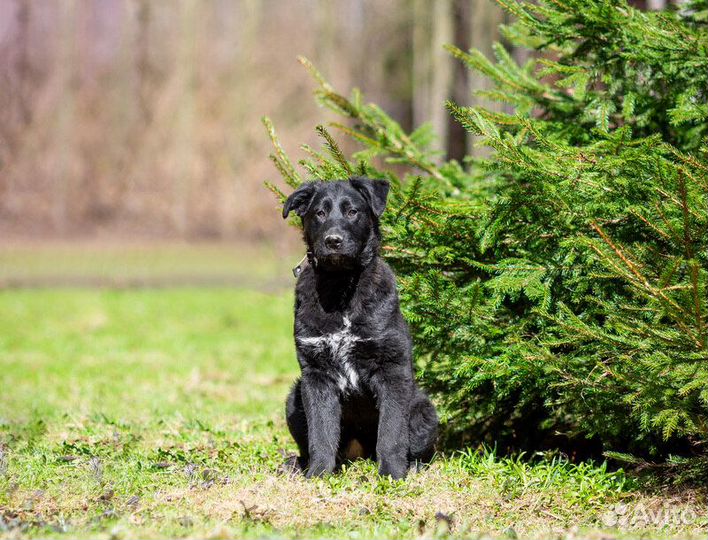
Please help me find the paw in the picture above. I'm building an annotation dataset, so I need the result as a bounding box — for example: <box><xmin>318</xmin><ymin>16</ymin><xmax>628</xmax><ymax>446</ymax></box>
<box><xmin>278</xmin><ymin>453</ymin><xmax>305</xmax><ymax>476</ymax></box>
<box><xmin>408</xmin><ymin>460</ymin><xmax>428</xmax><ymax>473</ymax></box>
<box><xmin>378</xmin><ymin>458</ymin><xmax>408</xmax><ymax>480</ymax></box>
<box><xmin>305</xmin><ymin>457</ymin><xmax>335</xmax><ymax>478</ymax></box>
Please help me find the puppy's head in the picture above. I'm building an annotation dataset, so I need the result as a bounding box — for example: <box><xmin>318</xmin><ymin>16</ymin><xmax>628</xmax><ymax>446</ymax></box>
<box><xmin>282</xmin><ymin>177</ymin><xmax>389</xmax><ymax>271</ymax></box>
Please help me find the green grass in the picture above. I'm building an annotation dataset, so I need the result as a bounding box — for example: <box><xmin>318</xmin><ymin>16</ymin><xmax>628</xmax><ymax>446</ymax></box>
<box><xmin>0</xmin><ymin>283</ymin><xmax>706</xmax><ymax>538</ymax></box>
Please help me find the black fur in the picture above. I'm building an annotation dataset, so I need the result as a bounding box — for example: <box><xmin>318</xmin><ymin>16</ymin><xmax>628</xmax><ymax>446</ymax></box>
<box><xmin>282</xmin><ymin>177</ymin><xmax>438</xmax><ymax>479</ymax></box>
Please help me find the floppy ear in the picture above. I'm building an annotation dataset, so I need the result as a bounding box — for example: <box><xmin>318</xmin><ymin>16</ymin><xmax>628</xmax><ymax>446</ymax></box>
<box><xmin>349</xmin><ymin>177</ymin><xmax>389</xmax><ymax>217</ymax></box>
<box><xmin>282</xmin><ymin>182</ymin><xmax>317</xmax><ymax>219</ymax></box>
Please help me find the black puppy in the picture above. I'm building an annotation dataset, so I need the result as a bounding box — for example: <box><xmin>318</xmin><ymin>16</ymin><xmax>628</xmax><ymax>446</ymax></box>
<box><xmin>282</xmin><ymin>177</ymin><xmax>438</xmax><ymax>479</ymax></box>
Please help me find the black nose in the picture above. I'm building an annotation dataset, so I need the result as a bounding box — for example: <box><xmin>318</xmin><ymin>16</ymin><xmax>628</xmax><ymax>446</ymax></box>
<box><xmin>325</xmin><ymin>234</ymin><xmax>343</xmax><ymax>250</ymax></box>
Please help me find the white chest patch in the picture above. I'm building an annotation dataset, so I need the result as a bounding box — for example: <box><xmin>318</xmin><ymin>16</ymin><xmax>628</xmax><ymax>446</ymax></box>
<box><xmin>297</xmin><ymin>317</ymin><xmax>361</xmax><ymax>392</ymax></box>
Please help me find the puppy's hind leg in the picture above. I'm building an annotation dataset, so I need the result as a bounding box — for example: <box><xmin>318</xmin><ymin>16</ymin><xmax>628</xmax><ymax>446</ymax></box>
<box><xmin>285</xmin><ymin>379</ymin><xmax>309</xmax><ymax>473</ymax></box>
<box><xmin>408</xmin><ymin>390</ymin><xmax>438</xmax><ymax>469</ymax></box>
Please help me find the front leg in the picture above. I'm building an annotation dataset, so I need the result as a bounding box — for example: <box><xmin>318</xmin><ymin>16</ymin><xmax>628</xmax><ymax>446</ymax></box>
<box><xmin>300</xmin><ymin>370</ymin><xmax>341</xmax><ymax>478</ymax></box>
<box><xmin>372</xmin><ymin>373</ymin><xmax>411</xmax><ymax>480</ymax></box>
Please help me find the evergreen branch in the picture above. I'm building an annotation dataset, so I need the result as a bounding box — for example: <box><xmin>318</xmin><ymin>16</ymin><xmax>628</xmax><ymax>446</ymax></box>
<box><xmin>329</xmin><ymin>119</ymin><xmax>446</xmax><ymax>182</ymax></box>
<box><xmin>315</xmin><ymin>125</ymin><xmax>353</xmax><ymax>175</ymax></box>
<box><xmin>653</xmin><ymin>201</ymin><xmax>682</xmax><ymax>245</ymax></box>
<box><xmin>262</xmin><ymin>116</ymin><xmax>302</xmax><ymax>187</ymax></box>
<box><xmin>664</xmin><ymin>144</ymin><xmax>708</xmax><ymax>173</ymax></box>
<box><xmin>263</xmin><ymin>180</ymin><xmax>286</xmax><ymax>202</ymax></box>
<box><xmin>678</xmin><ymin>171</ymin><xmax>695</xmax><ymax>260</ymax></box>
<box><xmin>296</xmin><ymin>55</ymin><xmax>334</xmax><ymax>93</ymax></box>
<box><xmin>589</xmin><ymin>222</ymin><xmax>702</xmax><ymax>349</ymax></box>
<box><xmin>679</xmin><ymin>172</ymin><xmax>707</xmax><ymax>349</ymax></box>
<box><xmin>628</xmin><ymin>208</ymin><xmax>671</xmax><ymax>241</ymax></box>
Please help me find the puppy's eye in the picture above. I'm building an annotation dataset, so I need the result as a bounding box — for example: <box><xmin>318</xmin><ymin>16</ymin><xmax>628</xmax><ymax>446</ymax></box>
<box><xmin>347</xmin><ymin>209</ymin><xmax>358</xmax><ymax>218</ymax></box>
<box><xmin>316</xmin><ymin>210</ymin><xmax>326</xmax><ymax>219</ymax></box>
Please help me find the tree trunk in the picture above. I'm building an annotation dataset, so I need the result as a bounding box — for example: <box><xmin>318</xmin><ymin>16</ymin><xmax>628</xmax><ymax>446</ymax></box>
<box><xmin>173</xmin><ymin>0</ymin><xmax>197</xmax><ymax>236</ymax></box>
<box><xmin>466</xmin><ymin>0</ymin><xmax>504</xmax><ymax>158</ymax></box>
<box><xmin>54</xmin><ymin>0</ymin><xmax>76</xmax><ymax>234</ymax></box>
<box><xmin>412</xmin><ymin>0</ymin><xmax>453</xmax><ymax>155</ymax></box>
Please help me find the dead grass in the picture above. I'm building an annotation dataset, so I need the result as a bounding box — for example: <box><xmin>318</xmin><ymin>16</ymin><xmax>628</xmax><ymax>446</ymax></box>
<box><xmin>0</xmin><ymin>239</ymin><xmax>299</xmax><ymax>289</ymax></box>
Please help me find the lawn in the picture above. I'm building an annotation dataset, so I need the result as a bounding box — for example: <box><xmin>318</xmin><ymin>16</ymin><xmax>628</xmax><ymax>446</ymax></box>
<box><xmin>0</xmin><ymin>244</ymin><xmax>705</xmax><ymax>539</ymax></box>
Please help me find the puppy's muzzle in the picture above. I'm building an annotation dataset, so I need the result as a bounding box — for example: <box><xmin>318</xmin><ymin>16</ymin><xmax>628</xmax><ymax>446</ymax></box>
<box><xmin>324</xmin><ymin>234</ymin><xmax>343</xmax><ymax>251</ymax></box>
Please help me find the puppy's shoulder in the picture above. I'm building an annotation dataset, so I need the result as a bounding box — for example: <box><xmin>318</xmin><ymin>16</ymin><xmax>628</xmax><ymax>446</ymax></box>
<box><xmin>373</xmin><ymin>257</ymin><xmax>397</xmax><ymax>282</ymax></box>
<box><xmin>363</xmin><ymin>257</ymin><xmax>399</xmax><ymax>294</ymax></box>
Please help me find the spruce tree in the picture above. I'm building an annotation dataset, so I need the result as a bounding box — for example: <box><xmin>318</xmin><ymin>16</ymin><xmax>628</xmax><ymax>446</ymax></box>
<box><xmin>265</xmin><ymin>0</ymin><xmax>708</xmax><ymax>475</ymax></box>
